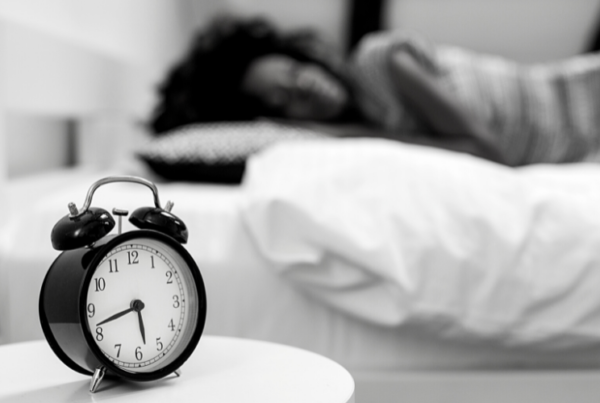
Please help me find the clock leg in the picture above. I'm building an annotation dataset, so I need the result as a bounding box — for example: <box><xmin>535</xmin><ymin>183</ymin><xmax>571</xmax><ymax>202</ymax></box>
<box><xmin>174</xmin><ymin>369</ymin><xmax>182</xmax><ymax>377</ymax></box>
<box><xmin>90</xmin><ymin>366</ymin><xmax>106</xmax><ymax>393</ymax></box>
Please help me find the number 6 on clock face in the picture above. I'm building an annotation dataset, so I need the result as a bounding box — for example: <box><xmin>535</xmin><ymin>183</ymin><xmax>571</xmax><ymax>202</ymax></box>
<box><xmin>85</xmin><ymin>237</ymin><xmax>200</xmax><ymax>373</ymax></box>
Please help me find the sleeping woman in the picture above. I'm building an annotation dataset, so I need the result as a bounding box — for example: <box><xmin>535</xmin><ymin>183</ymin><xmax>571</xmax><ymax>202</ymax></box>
<box><xmin>150</xmin><ymin>16</ymin><xmax>600</xmax><ymax>166</ymax></box>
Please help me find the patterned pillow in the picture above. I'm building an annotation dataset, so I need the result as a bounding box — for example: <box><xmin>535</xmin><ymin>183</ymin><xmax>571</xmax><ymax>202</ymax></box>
<box><xmin>137</xmin><ymin>121</ymin><xmax>325</xmax><ymax>183</ymax></box>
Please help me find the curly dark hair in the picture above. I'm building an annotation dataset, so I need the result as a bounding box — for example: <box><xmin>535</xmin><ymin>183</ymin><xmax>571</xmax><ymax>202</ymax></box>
<box><xmin>149</xmin><ymin>16</ymin><xmax>353</xmax><ymax>134</ymax></box>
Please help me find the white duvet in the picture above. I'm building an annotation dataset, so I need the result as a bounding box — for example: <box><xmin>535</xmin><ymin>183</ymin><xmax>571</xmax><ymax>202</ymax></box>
<box><xmin>241</xmin><ymin>138</ymin><xmax>600</xmax><ymax>349</ymax></box>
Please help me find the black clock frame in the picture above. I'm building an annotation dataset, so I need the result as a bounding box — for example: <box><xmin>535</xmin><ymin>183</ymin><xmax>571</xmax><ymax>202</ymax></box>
<box><xmin>39</xmin><ymin>229</ymin><xmax>207</xmax><ymax>382</ymax></box>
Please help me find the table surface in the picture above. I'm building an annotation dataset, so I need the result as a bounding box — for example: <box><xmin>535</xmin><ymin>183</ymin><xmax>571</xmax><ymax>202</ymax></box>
<box><xmin>0</xmin><ymin>336</ymin><xmax>355</xmax><ymax>403</ymax></box>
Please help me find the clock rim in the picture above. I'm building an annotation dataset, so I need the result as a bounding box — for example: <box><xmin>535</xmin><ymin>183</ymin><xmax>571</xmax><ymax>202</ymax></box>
<box><xmin>80</xmin><ymin>229</ymin><xmax>207</xmax><ymax>381</ymax></box>
<box><xmin>39</xmin><ymin>248</ymin><xmax>96</xmax><ymax>377</ymax></box>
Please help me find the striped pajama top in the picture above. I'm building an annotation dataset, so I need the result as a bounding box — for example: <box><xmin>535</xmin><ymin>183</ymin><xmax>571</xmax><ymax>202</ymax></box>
<box><xmin>349</xmin><ymin>30</ymin><xmax>600</xmax><ymax>165</ymax></box>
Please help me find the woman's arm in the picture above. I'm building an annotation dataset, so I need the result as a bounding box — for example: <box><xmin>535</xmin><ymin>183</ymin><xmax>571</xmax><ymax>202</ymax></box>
<box><xmin>388</xmin><ymin>50</ymin><xmax>506</xmax><ymax>164</ymax></box>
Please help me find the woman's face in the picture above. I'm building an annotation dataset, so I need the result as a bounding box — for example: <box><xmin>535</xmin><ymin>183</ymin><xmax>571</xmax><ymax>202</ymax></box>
<box><xmin>241</xmin><ymin>54</ymin><xmax>349</xmax><ymax>121</ymax></box>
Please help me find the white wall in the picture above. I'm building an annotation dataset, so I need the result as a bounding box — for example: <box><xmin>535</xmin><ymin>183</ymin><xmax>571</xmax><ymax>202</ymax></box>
<box><xmin>386</xmin><ymin>0</ymin><xmax>600</xmax><ymax>62</ymax></box>
<box><xmin>5</xmin><ymin>115</ymin><xmax>69</xmax><ymax>178</ymax></box>
<box><xmin>0</xmin><ymin>0</ymin><xmax>210</xmax><ymax>179</ymax></box>
<box><xmin>0</xmin><ymin>21</ymin><xmax>140</xmax><ymax>178</ymax></box>
<box><xmin>222</xmin><ymin>0</ymin><xmax>348</xmax><ymax>49</ymax></box>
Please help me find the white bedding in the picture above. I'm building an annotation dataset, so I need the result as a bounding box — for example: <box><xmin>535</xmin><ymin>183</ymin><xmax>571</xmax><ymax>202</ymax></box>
<box><xmin>3</xmin><ymin>139</ymin><xmax>600</xmax><ymax>373</ymax></box>
<box><xmin>242</xmin><ymin>138</ymin><xmax>600</xmax><ymax>350</ymax></box>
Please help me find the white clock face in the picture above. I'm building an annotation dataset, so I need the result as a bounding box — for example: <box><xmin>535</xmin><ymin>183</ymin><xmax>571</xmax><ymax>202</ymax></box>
<box><xmin>85</xmin><ymin>237</ymin><xmax>200</xmax><ymax>373</ymax></box>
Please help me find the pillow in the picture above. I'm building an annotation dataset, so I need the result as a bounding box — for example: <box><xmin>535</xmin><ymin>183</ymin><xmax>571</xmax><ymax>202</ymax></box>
<box><xmin>137</xmin><ymin>121</ymin><xmax>325</xmax><ymax>183</ymax></box>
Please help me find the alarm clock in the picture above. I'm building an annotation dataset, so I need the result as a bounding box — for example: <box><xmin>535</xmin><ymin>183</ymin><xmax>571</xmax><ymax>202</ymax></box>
<box><xmin>39</xmin><ymin>176</ymin><xmax>207</xmax><ymax>393</ymax></box>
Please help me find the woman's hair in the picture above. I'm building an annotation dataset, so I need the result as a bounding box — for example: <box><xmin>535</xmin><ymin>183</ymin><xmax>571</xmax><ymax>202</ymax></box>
<box><xmin>149</xmin><ymin>16</ymin><xmax>353</xmax><ymax>134</ymax></box>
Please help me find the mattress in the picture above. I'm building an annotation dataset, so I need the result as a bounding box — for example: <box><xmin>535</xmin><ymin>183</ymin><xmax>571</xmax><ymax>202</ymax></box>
<box><xmin>2</xmin><ymin>165</ymin><xmax>600</xmax><ymax>373</ymax></box>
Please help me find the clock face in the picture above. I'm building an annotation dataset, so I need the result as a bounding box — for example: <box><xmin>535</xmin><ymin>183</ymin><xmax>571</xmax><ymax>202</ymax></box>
<box><xmin>85</xmin><ymin>237</ymin><xmax>201</xmax><ymax>374</ymax></box>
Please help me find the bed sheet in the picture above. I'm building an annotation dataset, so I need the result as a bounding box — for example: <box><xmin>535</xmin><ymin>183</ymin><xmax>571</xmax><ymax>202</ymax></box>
<box><xmin>2</xmin><ymin>168</ymin><xmax>600</xmax><ymax>372</ymax></box>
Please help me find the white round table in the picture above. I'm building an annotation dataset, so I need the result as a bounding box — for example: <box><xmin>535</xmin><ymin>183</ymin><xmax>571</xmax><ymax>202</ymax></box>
<box><xmin>0</xmin><ymin>336</ymin><xmax>355</xmax><ymax>403</ymax></box>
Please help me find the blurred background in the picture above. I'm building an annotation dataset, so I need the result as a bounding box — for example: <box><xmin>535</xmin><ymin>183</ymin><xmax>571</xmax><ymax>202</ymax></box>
<box><xmin>1</xmin><ymin>0</ymin><xmax>600</xmax><ymax>179</ymax></box>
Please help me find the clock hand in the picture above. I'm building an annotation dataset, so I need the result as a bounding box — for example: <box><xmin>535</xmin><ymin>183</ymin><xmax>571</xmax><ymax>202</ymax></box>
<box><xmin>137</xmin><ymin>311</ymin><xmax>146</xmax><ymax>345</ymax></box>
<box><xmin>96</xmin><ymin>299</ymin><xmax>145</xmax><ymax>327</ymax></box>
<box><xmin>131</xmin><ymin>299</ymin><xmax>146</xmax><ymax>345</ymax></box>
<box><xmin>97</xmin><ymin>307</ymin><xmax>134</xmax><ymax>326</ymax></box>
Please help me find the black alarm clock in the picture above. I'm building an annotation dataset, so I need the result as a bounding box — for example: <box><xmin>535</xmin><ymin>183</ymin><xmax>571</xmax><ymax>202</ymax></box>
<box><xmin>39</xmin><ymin>176</ymin><xmax>207</xmax><ymax>393</ymax></box>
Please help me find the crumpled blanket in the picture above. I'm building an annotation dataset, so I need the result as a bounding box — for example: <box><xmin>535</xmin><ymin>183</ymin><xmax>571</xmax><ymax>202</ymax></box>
<box><xmin>241</xmin><ymin>138</ymin><xmax>600</xmax><ymax>349</ymax></box>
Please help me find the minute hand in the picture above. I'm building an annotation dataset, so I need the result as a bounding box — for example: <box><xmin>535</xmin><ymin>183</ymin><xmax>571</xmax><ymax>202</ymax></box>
<box><xmin>97</xmin><ymin>307</ymin><xmax>134</xmax><ymax>326</ymax></box>
<box><xmin>137</xmin><ymin>311</ymin><xmax>146</xmax><ymax>344</ymax></box>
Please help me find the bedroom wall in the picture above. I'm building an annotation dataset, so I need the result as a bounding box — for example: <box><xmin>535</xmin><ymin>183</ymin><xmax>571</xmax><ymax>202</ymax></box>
<box><xmin>220</xmin><ymin>0</ymin><xmax>348</xmax><ymax>49</ymax></box>
<box><xmin>5</xmin><ymin>115</ymin><xmax>69</xmax><ymax>178</ymax></box>
<box><xmin>0</xmin><ymin>0</ymin><xmax>210</xmax><ymax>179</ymax></box>
<box><xmin>0</xmin><ymin>21</ymin><xmax>135</xmax><ymax>178</ymax></box>
<box><xmin>387</xmin><ymin>0</ymin><xmax>600</xmax><ymax>62</ymax></box>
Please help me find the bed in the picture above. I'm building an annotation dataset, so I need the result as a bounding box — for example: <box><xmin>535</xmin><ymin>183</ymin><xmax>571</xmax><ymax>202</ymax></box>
<box><xmin>4</xmin><ymin>1</ymin><xmax>600</xmax><ymax>402</ymax></box>
<box><xmin>5</xmin><ymin>132</ymin><xmax>600</xmax><ymax>402</ymax></box>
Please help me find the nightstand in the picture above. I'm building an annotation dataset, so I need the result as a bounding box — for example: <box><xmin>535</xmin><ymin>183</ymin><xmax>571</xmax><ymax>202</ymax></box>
<box><xmin>0</xmin><ymin>336</ymin><xmax>355</xmax><ymax>402</ymax></box>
